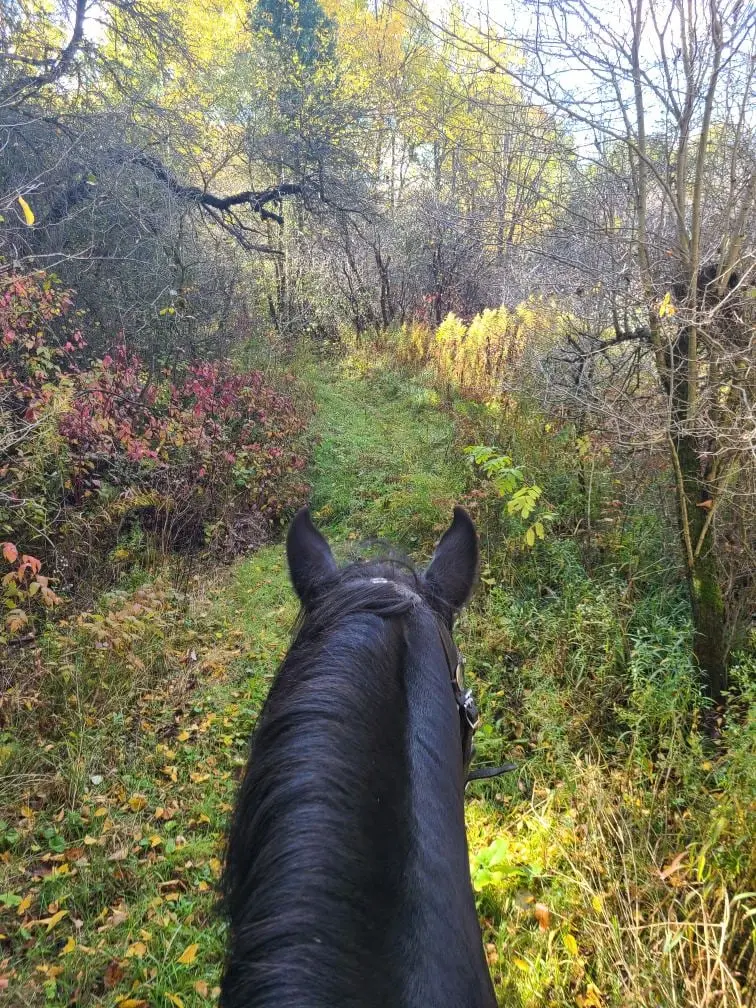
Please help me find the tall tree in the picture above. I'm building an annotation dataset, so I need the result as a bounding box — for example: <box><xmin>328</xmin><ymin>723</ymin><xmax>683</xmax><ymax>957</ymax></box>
<box><xmin>422</xmin><ymin>0</ymin><xmax>755</xmax><ymax>702</ymax></box>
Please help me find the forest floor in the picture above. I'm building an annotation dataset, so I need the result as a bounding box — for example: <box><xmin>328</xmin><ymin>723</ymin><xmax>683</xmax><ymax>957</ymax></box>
<box><xmin>2</xmin><ymin>354</ymin><xmax>752</xmax><ymax>1008</ymax></box>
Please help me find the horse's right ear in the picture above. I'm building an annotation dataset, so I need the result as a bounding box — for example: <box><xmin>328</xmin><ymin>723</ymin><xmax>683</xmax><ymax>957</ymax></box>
<box><xmin>286</xmin><ymin>507</ymin><xmax>338</xmax><ymax>606</ymax></box>
<box><xmin>423</xmin><ymin>507</ymin><xmax>479</xmax><ymax>622</ymax></box>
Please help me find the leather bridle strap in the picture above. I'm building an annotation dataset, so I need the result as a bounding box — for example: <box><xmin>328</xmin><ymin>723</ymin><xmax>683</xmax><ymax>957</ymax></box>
<box><xmin>435</xmin><ymin>620</ymin><xmax>517</xmax><ymax>786</ymax></box>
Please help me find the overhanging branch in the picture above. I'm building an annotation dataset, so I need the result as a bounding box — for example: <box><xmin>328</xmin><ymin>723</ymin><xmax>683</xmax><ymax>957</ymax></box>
<box><xmin>132</xmin><ymin>154</ymin><xmax>305</xmax><ymax>226</ymax></box>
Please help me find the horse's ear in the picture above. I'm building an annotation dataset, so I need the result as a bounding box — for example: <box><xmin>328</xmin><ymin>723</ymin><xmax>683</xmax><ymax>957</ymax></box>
<box><xmin>286</xmin><ymin>507</ymin><xmax>338</xmax><ymax>605</ymax></box>
<box><xmin>423</xmin><ymin>507</ymin><xmax>479</xmax><ymax>620</ymax></box>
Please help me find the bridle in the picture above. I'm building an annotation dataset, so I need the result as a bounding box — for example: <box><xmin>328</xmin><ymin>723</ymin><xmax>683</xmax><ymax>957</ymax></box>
<box><xmin>368</xmin><ymin>576</ymin><xmax>517</xmax><ymax>786</ymax></box>
<box><xmin>436</xmin><ymin>618</ymin><xmax>517</xmax><ymax>785</ymax></box>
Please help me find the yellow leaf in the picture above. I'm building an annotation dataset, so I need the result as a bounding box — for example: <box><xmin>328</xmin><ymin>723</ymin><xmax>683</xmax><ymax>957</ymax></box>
<box><xmin>177</xmin><ymin>730</ymin><xmax>190</xmax><ymax>742</ymax></box>
<box><xmin>177</xmin><ymin>942</ymin><xmax>199</xmax><ymax>965</ymax></box>
<box><xmin>94</xmin><ymin>807</ymin><xmax>108</xmax><ymax>817</ymax></box>
<box><xmin>209</xmin><ymin>857</ymin><xmax>222</xmax><ymax>876</ymax></box>
<box><xmin>116</xmin><ymin>1000</ymin><xmax>148</xmax><ymax>1008</ymax></box>
<box><xmin>563</xmin><ymin>932</ymin><xmax>579</xmax><ymax>956</ymax></box>
<box><xmin>513</xmin><ymin>956</ymin><xmax>530</xmax><ymax>971</ymax></box>
<box><xmin>591</xmin><ymin>894</ymin><xmax>604</xmax><ymax>913</ymax></box>
<box><xmin>127</xmin><ymin>794</ymin><xmax>147</xmax><ymax>812</ymax></box>
<box><xmin>194</xmin><ymin>980</ymin><xmax>209</xmax><ymax>998</ymax></box>
<box><xmin>31</xmin><ymin>909</ymin><xmax>68</xmax><ymax>931</ymax></box>
<box><xmin>17</xmin><ymin>894</ymin><xmax>33</xmax><ymax>915</ymax></box>
<box><xmin>45</xmin><ymin>910</ymin><xmax>67</xmax><ymax>931</ymax></box>
<box><xmin>125</xmin><ymin>941</ymin><xmax>147</xmax><ymax>959</ymax></box>
<box><xmin>20</xmin><ymin>805</ymin><xmax>34</xmax><ymax>819</ymax></box>
<box><xmin>60</xmin><ymin>936</ymin><xmax>76</xmax><ymax>956</ymax></box>
<box><xmin>576</xmin><ymin>982</ymin><xmax>604</xmax><ymax>1007</ymax></box>
<box><xmin>18</xmin><ymin>195</ymin><xmax>35</xmax><ymax>226</ymax></box>
<box><xmin>166</xmin><ymin>995</ymin><xmax>185</xmax><ymax>1008</ymax></box>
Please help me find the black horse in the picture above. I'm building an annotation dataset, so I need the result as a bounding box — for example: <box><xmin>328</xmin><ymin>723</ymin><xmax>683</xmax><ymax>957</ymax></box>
<box><xmin>221</xmin><ymin>507</ymin><xmax>497</xmax><ymax>1007</ymax></box>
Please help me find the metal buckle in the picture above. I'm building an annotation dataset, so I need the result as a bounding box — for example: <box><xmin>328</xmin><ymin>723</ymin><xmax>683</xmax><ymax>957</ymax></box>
<box><xmin>461</xmin><ymin>689</ymin><xmax>480</xmax><ymax>730</ymax></box>
<box><xmin>455</xmin><ymin>653</ymin><xmax>466</xmax><ymax>691</ymax></box>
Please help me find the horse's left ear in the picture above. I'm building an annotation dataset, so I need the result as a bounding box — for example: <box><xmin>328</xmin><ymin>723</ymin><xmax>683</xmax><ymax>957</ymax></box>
<box><xmin>423</xmin><ymin>507</ymin><xmax>479</xmax><ymax>620</ymax></box>
<box><xmin>286</xmin><ymin>507</ymin><xmax>338</xmax><ymax>606</ymax></box>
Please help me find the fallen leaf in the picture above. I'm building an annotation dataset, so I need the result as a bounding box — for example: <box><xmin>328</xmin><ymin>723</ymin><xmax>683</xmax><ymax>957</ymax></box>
<box><xmin>127</xmin><ymin>794</ymin><xmax>147</xmax><ymax>812</ymax></box>
<box><xmin>2</xmin><ymin>542</ymin><xmax>18</xmax><ymax>564</ymax></box>
<box><xmin>194</xmin><ymin>980</ymin><xmax>209</xmax><ymax>997</ymax></box>
<box><xmin>125</xmin><ymin>941</ymin><xmax>147</xmax><ymax>959</ymax></box>
<box><xmin>104</xmin><ymin>961</ymin><xmax>125</xmax><ymax>988</ymax></box>
<box><xmin>166</xmin><ymin>994</ymin><xmax>185</xmax><ymax>1008</ymax></box>
<box><xmin>563</xmin><ymin>932</ymin><xmax>579</xmax><ymax>956</ymax></box>
<box><xmin>29</xmin><ymin>909</ymin><xmax>68</xmax><ymax>932</ymax></box>
<box><xmin>513</xmin><ymin>957</ymin><xmax>530</xmax><ymax>971</ymax></box>
<box><xmin>103</xmin><ymin>906</ymin><xmax>128</xmax><ymax>928</ymax></box>
<box><xmin>591</xmin><ymin>894</ymin><xmax>604</xmax><ymax>913</ymax></box>
<box><xmin>534</xmin><ymin>902</ymin><xmax>551</xmax><ymax>931</ymax></box>
<box><xmin>576</xmin><ymin>982</ymin><xmax>605</xmax><ymax>1007</ymax></box>
<box><xmin>60</xmin><ymin>936</ymin><xmax>76</xmax><ymax>956</ymax></box>
<box><xmin>116</xmin><ymin>1000</ymin><xmax>147</xmax><ymax>1008</ymax></box>
<box><xmin>659</xmin><ymin>851</ymin><xmax>687</xmax><ymax>881</ymax></box>
<box><xmin>16</xmin><ymin>894</ymin><xmax>33</xmax><ymax>915</ymax></box>
<box><xmin>177</xmin><ymin>942</ymin><xmax>199</xmax><ymax>965</ymax></box>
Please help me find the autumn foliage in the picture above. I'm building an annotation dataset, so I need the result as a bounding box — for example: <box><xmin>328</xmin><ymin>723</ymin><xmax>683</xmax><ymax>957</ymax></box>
<box><xmin>0</xmin><ymin>270</ymin><xmax>309</xmax><ymax>621</ymax></box>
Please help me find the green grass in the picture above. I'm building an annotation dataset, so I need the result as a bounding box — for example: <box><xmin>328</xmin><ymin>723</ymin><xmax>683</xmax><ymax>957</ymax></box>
<box><xmin>305</xmin><ymin>354</ymin><xmax>465</xmax><ymax>552</ymax></box>
<box><xmin>1</xmin><ymin>353</ymin><xmax>753</xmax><ymax>1008</ymax></box>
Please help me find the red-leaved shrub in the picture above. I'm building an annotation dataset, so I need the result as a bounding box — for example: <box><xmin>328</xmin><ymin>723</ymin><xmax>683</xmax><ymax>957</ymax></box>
<box><xmin>1</xmin><ymin>270</ymin><xmax>310</xmax><ymax>575</ymax></box>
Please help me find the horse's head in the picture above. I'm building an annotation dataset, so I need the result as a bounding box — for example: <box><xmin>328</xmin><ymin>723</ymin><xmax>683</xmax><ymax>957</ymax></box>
<box><xmin>286</xmin><ymin>505</ymin><xmax>479</xmax><ymax>629</ymax></box>
<box><xmin>286</xmin><ymin>506</ymin><xmax>481</xmax><ymax>774</ymax></box>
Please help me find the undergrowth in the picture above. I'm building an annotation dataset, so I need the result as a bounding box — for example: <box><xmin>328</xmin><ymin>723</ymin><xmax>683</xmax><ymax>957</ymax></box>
<box><xmin>1</xmin><ymin>349</ymin><xmax>753</xmax><ymax>1007</ymax></box>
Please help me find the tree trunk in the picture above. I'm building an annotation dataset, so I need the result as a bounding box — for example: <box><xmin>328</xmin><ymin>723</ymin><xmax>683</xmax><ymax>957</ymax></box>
<box><xmin>674</xmin><ymin>435</ymin><xmax>729</xmax><ymax>704</ymax></box>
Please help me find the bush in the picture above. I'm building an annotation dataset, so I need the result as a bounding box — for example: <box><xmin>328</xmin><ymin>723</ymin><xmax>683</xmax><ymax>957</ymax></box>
<box><xmin>0</xmin><ymin>270</ymin><xmax>310</xmax><ymax>584</ymax></box>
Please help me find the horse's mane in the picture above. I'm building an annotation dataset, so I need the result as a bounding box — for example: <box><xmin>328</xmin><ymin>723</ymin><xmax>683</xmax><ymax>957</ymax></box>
<box><xmin>221</xmin><ymin>561</ymin><xmax>428</xmax><ymax>1008</ymax></box>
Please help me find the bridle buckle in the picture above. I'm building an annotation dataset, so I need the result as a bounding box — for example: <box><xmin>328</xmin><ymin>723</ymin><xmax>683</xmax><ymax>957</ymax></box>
<box><xmin>461</xmin><ymin>689</ymin><xmax>480</xmax><ymax>731</ymax></box>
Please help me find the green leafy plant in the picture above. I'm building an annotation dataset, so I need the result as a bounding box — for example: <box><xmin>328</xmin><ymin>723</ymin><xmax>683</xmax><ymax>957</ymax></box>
<box><xmin>464</xmin><ymin>445</ymin><xmax>552</xmax><ymax>547</ymax></box>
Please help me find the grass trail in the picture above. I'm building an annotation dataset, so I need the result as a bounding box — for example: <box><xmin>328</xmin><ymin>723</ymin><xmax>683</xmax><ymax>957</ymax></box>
<box><xmin>0</xmin><ymin>357</ymin><xmax>475</xmax><ymax>1008</ymax></box>
<box><xmin>8</xmin><ymin>355</ymin><xmax>739</xmax><ymax>1008</ymax></box>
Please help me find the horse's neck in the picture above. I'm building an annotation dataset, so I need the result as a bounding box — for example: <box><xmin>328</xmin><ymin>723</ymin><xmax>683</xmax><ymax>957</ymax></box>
<box><xmin>400</xmin><ymin>614</ymin><xmax>497</xmax><ymax>1008</ymax></box>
